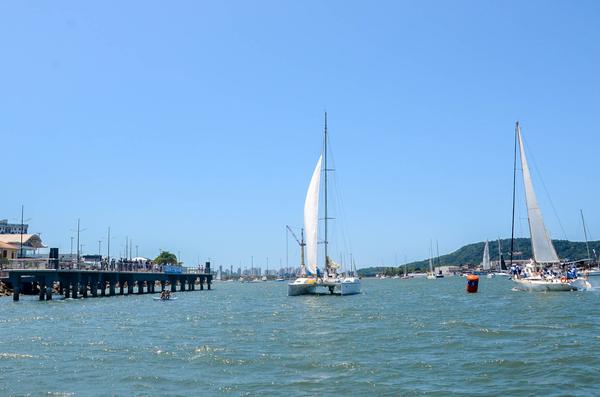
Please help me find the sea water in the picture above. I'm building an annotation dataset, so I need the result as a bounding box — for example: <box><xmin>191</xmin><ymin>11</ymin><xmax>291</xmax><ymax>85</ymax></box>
<box><xmin>1</xmin><ymin>277</ymin><xmax>599</xmax><ymax>396</ymax></box>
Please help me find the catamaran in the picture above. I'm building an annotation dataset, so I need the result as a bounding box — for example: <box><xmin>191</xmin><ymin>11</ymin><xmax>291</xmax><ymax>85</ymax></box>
<box><xmin>288</xmin><ymin>114</ymin><xmax>361</xmax><ymax>296</ymax></box>
<box><xmin>509</xmin><ymin>122</ymin><xmax>577</xmax><ymax>292</ymax></box>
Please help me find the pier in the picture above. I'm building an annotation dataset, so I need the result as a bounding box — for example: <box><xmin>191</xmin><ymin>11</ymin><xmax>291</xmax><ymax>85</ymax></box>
<box><xmin>3</xmin><ymin>269</ymin><xmax>212</xmax><ymax>301</ymax></box>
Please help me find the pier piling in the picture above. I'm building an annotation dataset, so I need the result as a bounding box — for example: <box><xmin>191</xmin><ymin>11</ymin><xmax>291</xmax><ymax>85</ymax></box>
<box><xmin>3</xmin><ymin>269</ymin><xmax>212</xmax><ymax>301</ymax></box>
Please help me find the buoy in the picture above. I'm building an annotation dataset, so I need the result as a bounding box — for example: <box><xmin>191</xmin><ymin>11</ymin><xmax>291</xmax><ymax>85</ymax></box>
<box><xmin>466</xmin><ymin>274</ymin><xmax>479</xmax><ymax>293</ymax></box>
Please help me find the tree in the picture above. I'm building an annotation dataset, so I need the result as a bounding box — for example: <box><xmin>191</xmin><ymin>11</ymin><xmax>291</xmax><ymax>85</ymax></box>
<box><xmin>154</xmin><ymin>251</ymin><xmax>178</xmax><ymax>265</ymax></box>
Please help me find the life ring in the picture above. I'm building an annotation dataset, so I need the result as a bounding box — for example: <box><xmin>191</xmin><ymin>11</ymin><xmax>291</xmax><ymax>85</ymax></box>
<box><xmin>560</xmin><ymin>277</ymin><xmax>567</xmax><ymax>284</ymax></box>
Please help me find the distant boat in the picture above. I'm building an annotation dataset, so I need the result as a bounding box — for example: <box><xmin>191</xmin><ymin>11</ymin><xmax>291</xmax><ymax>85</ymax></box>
<box><xmin>426</xmin><ymin>254</ymin><xmax>436</xmax><ymax>280</ymax></box>
<box><xmin>490</xmin><ymin>239</ymin><xmax>510</xmax><ymax>278</ymax></box>
<box><xmin>509</xmin><ymin>123</ymin><xmax>576</xmax><ymax>292</ymax></box>
<box><xmin>482</xmin><ymin>241</ymin><xmax>494</xmax><ymax>279</ymax></box>
<box><xmin>288</xmin><ymin>114</ymin><xmax>360</xmax><ymax>296</ymax></box>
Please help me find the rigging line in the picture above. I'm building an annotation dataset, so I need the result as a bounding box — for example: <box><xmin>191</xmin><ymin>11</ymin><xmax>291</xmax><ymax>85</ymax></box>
<box><xmin>522</xmin><ymin>136</ymin><xmax>568</xmax><ymax>240</ymax></box>
<box><xmin>327</xmin><ymin>135</ymin><xmax>353</xmax><ymax>260</ymax></box>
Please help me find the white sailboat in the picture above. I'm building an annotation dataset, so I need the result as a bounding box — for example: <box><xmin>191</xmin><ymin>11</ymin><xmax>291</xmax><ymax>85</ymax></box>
<box><xmin>481</xmin><ymin>241</ymin><xmax>494</xmax><ymax>278</ymax></box>
<box><xmin>288</xmin><ymin>114</ymin><xmax>361</xmax><ymax>296</ymax></box>
<box><xmin>426</xmin><ymin>257</ymin><xmax>436</xmax><ymax>280</ymax></box>
<box><xmin>426</xmin><ymin>241</ymin><xmax>436</xmax><ymax>279</ymax></box>
<box><xmin>510</xmin><ymin>122</ymin><xmax>576</xmax><ymax>292</ymax></box>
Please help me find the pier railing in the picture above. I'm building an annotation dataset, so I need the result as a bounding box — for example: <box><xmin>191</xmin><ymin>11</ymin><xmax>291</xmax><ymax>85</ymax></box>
<box><xmin>1</xmin><ymin>259</ymin><xmax>212</xmax><ymax>275</ymax></box>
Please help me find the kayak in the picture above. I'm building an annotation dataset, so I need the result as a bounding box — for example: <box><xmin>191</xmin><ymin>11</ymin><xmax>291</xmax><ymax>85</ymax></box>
<box><xmin>153</xmin><ymin>296</ymin><xmax>178</xmax><ymax>301</ymax></box>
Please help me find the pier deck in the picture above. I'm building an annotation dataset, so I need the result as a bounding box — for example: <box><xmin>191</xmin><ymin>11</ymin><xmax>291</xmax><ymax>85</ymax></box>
<box><xmin>3</xmin><ymin>269</ymin><xmax>212</xmax><ymax>301</ymax></box>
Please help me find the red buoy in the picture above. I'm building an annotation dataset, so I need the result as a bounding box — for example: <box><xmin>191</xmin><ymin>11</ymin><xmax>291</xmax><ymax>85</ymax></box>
<box><xmin>466</xmin><ymin>274</ymin><xmax>479</xmax><ymax>293</ymax></box>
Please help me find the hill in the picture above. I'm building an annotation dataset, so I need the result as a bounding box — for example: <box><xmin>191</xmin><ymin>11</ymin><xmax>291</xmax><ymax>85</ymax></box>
<box><xmin>357</xmin><ymin>238</ymin><xmax>600</xmax><ymax>277</ymax></box>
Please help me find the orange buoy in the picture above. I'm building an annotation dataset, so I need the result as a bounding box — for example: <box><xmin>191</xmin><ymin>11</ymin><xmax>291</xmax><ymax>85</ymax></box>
<box><xmin>466</xmin><ymin>274</ymin><xmax>479</xmax><ymax>293</ymax></box>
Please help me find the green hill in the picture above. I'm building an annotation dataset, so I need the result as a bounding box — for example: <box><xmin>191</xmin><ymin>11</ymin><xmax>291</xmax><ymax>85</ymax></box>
<box><xmin>358</xmin><ymin>238</ymin><xmax>600</xmax><ymax>277</ymax></box>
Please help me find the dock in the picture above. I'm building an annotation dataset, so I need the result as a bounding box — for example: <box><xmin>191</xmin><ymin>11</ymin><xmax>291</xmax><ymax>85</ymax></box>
<box><xmin>3</xmin><ymin>269</ymin><xmax>212</xmax><ymax>301</ymax></box>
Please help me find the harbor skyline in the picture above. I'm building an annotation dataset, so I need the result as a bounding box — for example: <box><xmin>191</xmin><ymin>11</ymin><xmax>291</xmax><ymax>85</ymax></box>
<box><xmin>2</xmin><ymin>1</ymin><xmax>600</xmax><ymax>267</ymax></box>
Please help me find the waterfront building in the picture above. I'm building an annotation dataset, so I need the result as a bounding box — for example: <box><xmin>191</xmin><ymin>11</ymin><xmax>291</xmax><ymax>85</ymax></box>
<box><xmin>0</xmin><ymin>234</ymin><xmax>45</xmax><ymax>257</ymax></box>
<box><xmin>0</xmin><ymin>241</ymin><xmax>18</xmax><ymax>261</ymax></box>
<box><xmin>436</xmin><ymin>265</ymin><xmax>461</xmax><ymax>275</ymax></box>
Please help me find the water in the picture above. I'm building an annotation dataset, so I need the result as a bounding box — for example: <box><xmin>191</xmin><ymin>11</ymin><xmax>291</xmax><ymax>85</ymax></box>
<box><xmin>1</xmin><ymin>277</ymin><xmax>599</xmax><ymax>396</ymax></box>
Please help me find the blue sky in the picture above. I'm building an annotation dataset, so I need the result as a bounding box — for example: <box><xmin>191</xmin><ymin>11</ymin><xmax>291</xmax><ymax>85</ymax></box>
<box><xmin>2</xmin><ymin>1</ymin><xmax>599</xmax><ymax>269</ymax></box>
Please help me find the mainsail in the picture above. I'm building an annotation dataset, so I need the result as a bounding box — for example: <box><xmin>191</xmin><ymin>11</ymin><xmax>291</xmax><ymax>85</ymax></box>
<box><xmin>517</xmin><ymin>126</ymin><xmax>560</xmax><ymax>263</ymax></box>
<box><xmin>481</xmin><ymin>241</ymin><xmax>491</xmax><ymax>270</ymax></box>
<box><xmin>304</xmin><ymin>155</ymin><xmax>322</xmax><ymax>275</ymax></box>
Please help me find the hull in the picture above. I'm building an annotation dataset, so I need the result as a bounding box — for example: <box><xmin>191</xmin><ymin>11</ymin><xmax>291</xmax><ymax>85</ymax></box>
<box><xmin>512</xmin><ymin>278</ymin><xmax>576</xmax><ymax>292</ymax></box>
<box><xmin>340</xmin><ymin>278</ymin><xmax>361</xmax><ymax>295</ymax></box>
<box><xmin>287</xmin><ymin>277</ymin><xmax>361</xmax><ymax>296</ymax></box>
<box><xmin>288</xmin><ymin>278</ymin><xmax>318</xmax><ymax>296</ymax></box>
<box><xmin>287</xmin><ymin>283</ymin><xmax>317</xmax><ymax>296</ymax></box>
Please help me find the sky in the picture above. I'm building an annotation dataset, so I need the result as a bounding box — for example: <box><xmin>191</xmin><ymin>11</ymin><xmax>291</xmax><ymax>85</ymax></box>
<box><xmin>2</xmin><ymin>0</ymin><xmax>600</xmax><ymax>269</ymax></box>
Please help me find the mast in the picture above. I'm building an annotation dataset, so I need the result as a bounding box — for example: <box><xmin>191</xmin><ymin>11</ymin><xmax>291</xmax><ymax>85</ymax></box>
<box><xmin>497</xmin><ymin>238</ymin><xmax>502</xmax><ymax>271</ymax></box>
<box><xmin>509</xmin><ymin>122</ymin><xmax>518</xmax><ymax>268</ymax></box>
<box><xmin>581</xmin><ymin>209</ymin><xmax>591</xmax><ymax>262</ymax></box>
<box><xmin>323</xmin><ymin>112</ymin><xmax>329</xmax><ymax>274</ymax></box>
<box><xmin>429</xmin><ymin>239</ymin><xmax>434</xmax><ymax>273</ymax></box>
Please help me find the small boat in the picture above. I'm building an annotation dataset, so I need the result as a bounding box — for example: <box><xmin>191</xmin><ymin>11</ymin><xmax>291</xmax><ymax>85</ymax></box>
<box><xmin>153</xmin><ymin>296</ymin><xmax>178</xmax><ymax>301</ymax></box>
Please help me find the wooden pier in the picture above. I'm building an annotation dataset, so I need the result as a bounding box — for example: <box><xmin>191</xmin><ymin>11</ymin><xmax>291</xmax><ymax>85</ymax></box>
<box><xmin>4</xmin><ymin>269</ymin><xmax>212</xmax><ymax>301</ymax></box>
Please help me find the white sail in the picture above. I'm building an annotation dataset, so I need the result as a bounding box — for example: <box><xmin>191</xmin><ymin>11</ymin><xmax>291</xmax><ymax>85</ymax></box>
<box><xmin>481</xmin><ymin>240</ymin><xmax>491</xmax><ymax>270</ymax></box>
<box><xmin>304</xmin><ymin>155</ymin><xmax>322</xmax><ymax>275</ymax></box>
<box><xmin>517</xmin><ymin>126</ymin><xmax>560</xmax><ymax>263</ymax></box>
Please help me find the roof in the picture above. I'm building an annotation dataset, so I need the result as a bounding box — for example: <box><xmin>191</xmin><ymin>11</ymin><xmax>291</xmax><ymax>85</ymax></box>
<box><xmin>0</xmin><ymin>241</ymin><xmax>18</xmax><ymax>250</ymax></box>
<box><xmin>0</xmin><ymin>234</ymin><xmax>46</xmax><ymax>248</ymax></box>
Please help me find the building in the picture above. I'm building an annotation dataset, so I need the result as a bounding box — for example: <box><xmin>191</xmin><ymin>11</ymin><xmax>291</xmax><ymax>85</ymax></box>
<box><xmin>0</xmin><ymin>241</ymin><xmax>18</xmax><ymax>261</ymax></box>
<box><xmin>435</xmin><ymin>265</ymin><xmax>461</xmax><ymax>275</ymax></box>
<box><xmin>0</xmin><ymin>219</ymin><xmax>28</xmax><ymax>234</ymax></box>
<box><xmin>0</xmin><ymin>234</ymin><xmax>46</xmax><ymax>257</ymax></box>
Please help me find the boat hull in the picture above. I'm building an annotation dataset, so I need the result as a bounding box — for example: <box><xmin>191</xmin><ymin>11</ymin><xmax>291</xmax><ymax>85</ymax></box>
<box><xmin>339</xmin><ymin>278</ymin><xmax>361</xmax><ymax>295</ymax></box>
<box><xmin>512</xmin><ymin>278</ymin><xmax>576</xmax><ymax>292</ymax></box>
<box><xmin>287</xmin><ymin>277</ymin><xmax>361</xmax><ymax>296</ymax></box>
<box><xmin>287</xmin><ymin>282</ymin><xmax>317</xmax><ymax>296</ymax></box>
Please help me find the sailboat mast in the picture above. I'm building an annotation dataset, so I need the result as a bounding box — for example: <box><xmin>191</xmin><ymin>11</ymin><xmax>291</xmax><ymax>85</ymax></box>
<box><xmin>497</xmin><ymin>238</ymin><xmax>502</xmax><ymax>271</ymax></box>
<box><xmin>580</xmin><ymin>209</ymin><xmax>591</xmax><ymax>261</ymax></box>
<box><xmin>509</xmin><ymin>122</ymin><xmax>518</xmax><ymax>268</ymax></box>
<box><xmin>323</xmin><ymin>112</ymin><xmax>329</xmax><ymax>271</ymax></box>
